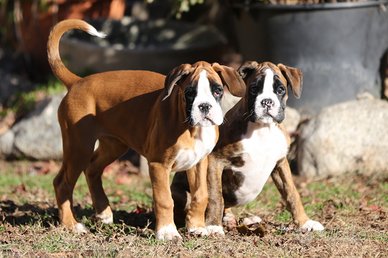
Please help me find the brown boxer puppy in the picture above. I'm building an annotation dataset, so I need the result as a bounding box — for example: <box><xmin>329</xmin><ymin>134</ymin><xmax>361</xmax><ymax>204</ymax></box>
<box><xmin>172</xmin><ymin>61</ymin><xmax>324</xmax><ymax>235</ymax></box>
<box><xmin>47</xmin><ymin>19</ymin><xmax>245</xmax><ymax>240</ymax></box>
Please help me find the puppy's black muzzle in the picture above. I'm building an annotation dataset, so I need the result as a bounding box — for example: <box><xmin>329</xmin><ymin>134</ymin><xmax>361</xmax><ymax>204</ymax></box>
<box><xmin>261</xmin><ymin>99</ymin><xmax>274</xmax><ymax>108</ymax></box>
<box><xmin>199</xmin><ymin>103</ymin><xmax>212</xmax><ymax>114</ymax></box>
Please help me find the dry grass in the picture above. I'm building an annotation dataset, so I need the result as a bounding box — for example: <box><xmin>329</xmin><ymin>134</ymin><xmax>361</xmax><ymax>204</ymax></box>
<box><xmin>0</xmin><ymin>160</ymin><xmax>387</xmax><ymax>257</ymax></box>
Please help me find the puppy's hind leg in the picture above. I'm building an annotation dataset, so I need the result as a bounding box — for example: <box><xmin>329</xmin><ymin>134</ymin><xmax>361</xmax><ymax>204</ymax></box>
<box><xmin>205</xmin><ymin>156</ymin><xmax>225</xmax><ymax>235</ymax></box>
<box><xmin>185</xmin><ymin>158</ymin><xmax>209</xmax><ymax>237</ymax></box>
<box><xmin>54</xmin><ymin>132</ymin><xmax>96</xmax><ymax>233</ymax></box>
<box><xmin>171</xmin><ymin>171</ymin><xmax>191</xmax><ymax>227</ymax></box>
<box><xmin>85</xmin><ymin>136</ymin><xmax>129</xmax><ymax>225</ymax></box>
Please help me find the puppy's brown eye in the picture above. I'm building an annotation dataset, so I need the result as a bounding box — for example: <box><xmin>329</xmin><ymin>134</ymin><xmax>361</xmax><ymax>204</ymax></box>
<box><xmin>185</xmin><ymin>88</ymin><xmax>196</xmax><ymax>99</ymax></box>
<box><xmin>214</xmin><ymin>87</ymin><xmax>223</xmax><ymax>97</ymax></box>
<box><xmin>250</xmin><ymin>86</ymin><xmax>259</xmax><ymax>95</ymax></box>
<box><xmin>276</xmin><ymin>86</ymin><xmax>285</xmax><ymax>95</ymax></box>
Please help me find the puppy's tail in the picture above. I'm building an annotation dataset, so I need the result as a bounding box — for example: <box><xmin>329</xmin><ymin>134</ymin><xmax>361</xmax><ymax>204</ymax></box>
<box><xmin>47</xmin><ymin>19</ymin><xmax>106</xmax><ymax>90</ymax></box>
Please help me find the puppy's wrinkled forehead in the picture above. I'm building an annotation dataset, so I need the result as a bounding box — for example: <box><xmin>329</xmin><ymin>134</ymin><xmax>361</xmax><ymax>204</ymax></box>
<box><xmin>247</xmin><ymin>63</ymin><xmax>288</xmax><ymax>87</ymax></box>
<box><xmin>183</xmin><ymin>64</ymin><xmax>223</xmax><ymax>87</ymax></box>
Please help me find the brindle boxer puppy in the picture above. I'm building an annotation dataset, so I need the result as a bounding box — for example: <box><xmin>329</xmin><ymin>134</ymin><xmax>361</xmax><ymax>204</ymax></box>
<box><xmin>171</xmin><ymin>61</ymin><xmax>324</xmax><ymax>235</ymax></box>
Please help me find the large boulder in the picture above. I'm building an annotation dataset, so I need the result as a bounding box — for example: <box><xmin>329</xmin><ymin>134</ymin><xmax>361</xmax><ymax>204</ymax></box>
<box><xmin>297</xmin><ymin>98</ymin><xmax>388</xmax><ymax>179</ymax></box>
<box><xmin>0</xmin><ymin>94</ymin><xmax>64</xmax><ymax>160</ymax></box>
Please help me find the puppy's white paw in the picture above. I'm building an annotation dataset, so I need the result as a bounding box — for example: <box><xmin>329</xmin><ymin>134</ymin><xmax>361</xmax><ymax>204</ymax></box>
<box><xmin>188</xmin><ymin>227</ymin><xmax>209</xmax><ymax>237</ymax></box>
<box><xmin>300</xmin><ymin>220</ymin><xmax>324</xmax><ymax>231</ymax></box>
<box><xmin>75</xmin><ymin>222</ymin><xmax>89</xmax><ymax>233</ymax></box>
<box><xmin>97</xmin><ymin>212</ymin><xmax>113</xmax><ymax>224</ymax></box>
<box><xmin>206</xmin><ymin>225</ymin><xmax>225</xmax><ymax>236</ymax></box>
<box><xmin>155</xmin><ymin>224</ymin><xmax>182</xmax><ymax>240</ymax></box>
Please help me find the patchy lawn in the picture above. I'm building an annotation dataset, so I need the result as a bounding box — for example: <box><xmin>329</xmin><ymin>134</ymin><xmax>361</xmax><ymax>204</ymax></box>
<box><xmin>0</xmin><ymin>160</ymin><xmax>387</xmax><ymax>257</ymax></box>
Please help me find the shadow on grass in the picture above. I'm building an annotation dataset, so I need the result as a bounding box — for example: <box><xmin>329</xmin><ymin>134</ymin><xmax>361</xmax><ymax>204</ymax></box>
<box><xmin>0</xmin><ymin>200</ymin><xmax>156</xmax><ymax>231</ymax></box>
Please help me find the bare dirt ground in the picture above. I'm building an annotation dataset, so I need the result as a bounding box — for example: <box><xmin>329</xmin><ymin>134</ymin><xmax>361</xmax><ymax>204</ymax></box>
<box><xmin>0</xmin><ymin>160</ymin><xmax>387</xmax><ymax>257</ymax></box>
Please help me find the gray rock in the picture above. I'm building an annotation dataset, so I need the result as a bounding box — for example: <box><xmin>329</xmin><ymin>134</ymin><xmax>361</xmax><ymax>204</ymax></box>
<box><xmin>0</xmin><ymin>93</ymin><xmax>64</xmax><ymax>160</ymax></box>
<box><xmin>297</xmin><ymin>98</ymin><xmax>388</xmax><ymax>179</ymax></box>
<box><xmin>283</xmin><ymin>106</ymin><xmax>300</xmax><ymax>134</ymax></box>
<box><xmin>0</xmin><ymin>130</ymin><xmax>14</xmax><ymax>158</ymax></box>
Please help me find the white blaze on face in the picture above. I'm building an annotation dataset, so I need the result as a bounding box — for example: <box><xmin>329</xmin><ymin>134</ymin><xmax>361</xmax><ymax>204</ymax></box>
<box><xmin>191</xmin><ymin>70</ymin><xmax>223</xmax><ymax>126</ymax></box>
<box><xmin>255</xmin><ymin>69</ymin><xmax>280</xmax><ymax>124</ymax></box>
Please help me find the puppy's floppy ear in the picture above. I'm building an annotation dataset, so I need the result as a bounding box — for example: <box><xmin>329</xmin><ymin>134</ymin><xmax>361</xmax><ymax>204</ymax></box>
<box><xmin>163</xmin><ymin>63</ymin><xmax>193</xmax><ymax>101</ymax></box>
<box><xmin>211</xmin><ymin>62</ymin><xmax>245</xmax><ymax>98</ymax></box>
<box><xmin>277</xmin><ymin>63</ymin><xmax>303</xmax><ymax>99</ymax></box>
<box><xmin>237</xmin><ymin>61</ymin><xmax>259</xmax><ymax>81</ymax></box>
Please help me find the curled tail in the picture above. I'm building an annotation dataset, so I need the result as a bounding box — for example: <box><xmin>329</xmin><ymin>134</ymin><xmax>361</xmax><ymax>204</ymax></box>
<box><xmin>47</xmin><ymin>19</ymin><xmax>106</xmax><ymax>89</ymax></box>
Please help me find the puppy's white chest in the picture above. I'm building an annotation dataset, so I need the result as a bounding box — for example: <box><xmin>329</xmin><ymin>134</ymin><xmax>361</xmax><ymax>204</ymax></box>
<box><xmin>233</xmin><ymin>123</ymin><xmax>288</xmax><ymax>205</ymax></box>
<box><xmin>172</xmin><ymin>126</ymin><xmax>216</xmax><ymax>172</ymax></box>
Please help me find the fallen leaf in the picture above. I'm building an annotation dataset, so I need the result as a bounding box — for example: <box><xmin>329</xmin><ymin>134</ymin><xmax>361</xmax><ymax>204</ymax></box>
<box><xmin>135</xmin><ymin>206</ymin><xmax>146</xmax><ymax>214</ymax></box>
<box><xmin>236</xmin><ymin>224</ymin><xmax>250</xmax><ymax>235</ymax></box>
<box><xmin>369</xmin><ymin>205</ymin><xmax>386</xmax><ymax>214</ymax></box>
<box><xmin>252</xmin><ymin>224</ymin><xmax>266</xmax><ymax>238</ymax></box>
<box><xmin>236</xmin><ymin>223</ymin><xmax>266</xmax><ymax>237</ymax></box>
<box><xmin>13</xmin><ymin>184</ymin><xmax>26</xmax><ymax>193</ymax></box>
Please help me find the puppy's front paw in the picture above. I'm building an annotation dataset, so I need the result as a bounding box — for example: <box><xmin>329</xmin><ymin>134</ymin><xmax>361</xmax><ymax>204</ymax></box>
<box><xmin>300</xmin><ymin>220</ymin><xmax>324</xmax><ymax>231</ymax></box>
<box><xmin>96</xmin><ymin>208</ymin><xmax>113</xmax><ymax>224</ymax></box>
<box><xmin>155</xmin><ymin>224</ymin><xmax>182</xmax><ymax>240</ymax></box>
<box><xmin>188</xmin><ymin>227</ymin><xmax>209</xmax><ymax>237</ymax></box>
<box><xmin>206</xmin><ymin>225</ymin><xmax>225</xmax><ymax>236</ymax></box>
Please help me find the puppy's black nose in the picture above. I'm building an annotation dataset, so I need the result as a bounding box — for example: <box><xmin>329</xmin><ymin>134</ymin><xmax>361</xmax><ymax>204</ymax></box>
<box><xmin>261</xmin><ymin>99</ymin><xmax>274</xmax><ymax>108</ymax></box>
<box><xmin>198</xmin><ymin>103</ymin><xmax>212</xmax><ymax>114</ymax></box>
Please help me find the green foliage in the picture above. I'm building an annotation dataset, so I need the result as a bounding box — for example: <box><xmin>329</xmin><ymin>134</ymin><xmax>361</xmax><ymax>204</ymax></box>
<box><xmin>9</xmin><ymin>91</ymin><xmax>37</xmax><ymax>116</ymax></box>
<box><xmin>4</xmin><ymin>77</ymin><xmax>66</xmax><ymax>119</ymax></box>
<box><xmin>38</xmin><ymin>0</ymin><xmax>50</xmax><ymax>13</ymax></box>
<box><xmin>274</xmin><ymin>210</ymin><xmax>291</xmax><ymax>223</ymax></box>
<box><xmin>38</xmin><ymin>78</ymin><xmax>66</xmax><ymax>95</ymax></box>
<box><xmin>0</xmin><ymin>165</ymin><xmax>55</xmax><ymax>198</ymax></box>
<box><xmin>182</xmin><ymin>239</ymin><xmax>198</xmax><ymax>248</ymax></box>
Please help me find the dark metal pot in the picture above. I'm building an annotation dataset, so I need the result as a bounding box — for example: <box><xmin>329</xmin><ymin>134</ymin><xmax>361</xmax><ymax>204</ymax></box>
<box><xmin>233</xmin><ymin>1</ymin><xmax>388</xmax><ymax>112</ymax></box>
<box><xmin>60</xmin><ymin>18</ymin><xmax>227</xmax><ymax>75</ymax></box>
